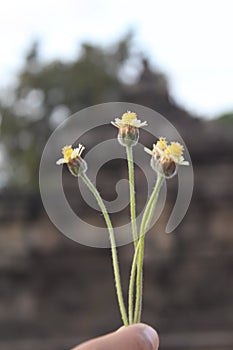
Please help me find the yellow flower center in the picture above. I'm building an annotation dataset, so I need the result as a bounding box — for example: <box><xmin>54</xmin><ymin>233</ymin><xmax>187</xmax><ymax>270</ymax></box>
<box><xmin>156</xmin><ymin>137</ymin><xmax>167</xmax><ymax>150</ymax></box>
<box><xmin>121</xmin><ymin>111</ymin><xmax>137</xmax><ymax>124</ymax></box>
<box><xmin>62</xmin><ymin>145</ymin><xmax>73</xmax><ymax>162</ymax></box>
<box><xmin>165</xmin><ymin>142</ymin><xmax>184</xmax><ymax>159</ymax></box>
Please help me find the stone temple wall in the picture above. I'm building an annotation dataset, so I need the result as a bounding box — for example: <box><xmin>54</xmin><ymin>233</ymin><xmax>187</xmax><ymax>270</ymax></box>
<box><xmin>0</xmin><ymin>65</ymin><xmax>233</xmax><ymax>349</ymax></box>
<box><xmin>0</xmin><ymin>123</ymin><xmax>232</xmax><ymax>350</ymax></box>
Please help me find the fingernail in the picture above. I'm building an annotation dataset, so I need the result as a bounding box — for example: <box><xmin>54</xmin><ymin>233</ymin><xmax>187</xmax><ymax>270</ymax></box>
<box><xmin>140</xmin><ymin>324</ymin><xmax>159</xmax><ymax>350</ymax></box>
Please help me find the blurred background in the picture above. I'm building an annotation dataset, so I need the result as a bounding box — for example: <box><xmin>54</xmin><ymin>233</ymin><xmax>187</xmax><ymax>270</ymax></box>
<box><xmin>0</xmin><ymin>1</ymin><xmax>233</xmax><ymax>349</ymax></box>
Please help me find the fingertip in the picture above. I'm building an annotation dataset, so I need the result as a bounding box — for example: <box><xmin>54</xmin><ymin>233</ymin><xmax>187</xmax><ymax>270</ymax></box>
<box><xmin>117</xmin><ymin>323</ymin><xmax>159</xmax><ymax>350</ymax></box>
<box><xmin>72</xmin><ymin>323</ymin><xmax>159</xmax><ymax>350</ymax></box>
<box><xmin>138</xmin><ymin>323</ymin><xmax>159</xmax><ymax>350</ymax></box>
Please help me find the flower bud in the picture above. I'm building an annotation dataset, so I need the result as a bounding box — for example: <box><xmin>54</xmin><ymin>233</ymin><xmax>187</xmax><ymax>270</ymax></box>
<box><xmin>67</xmin><ymin>157</ymin><xmax>87</xmax><ymax>176</ymax></box>
<box><xmin>151</xmin><ymin>157</ymin><xmax>177</xmax><ymax>179</ymax></box>
<box><xmin>56</xmin><ymin>144</ymin><xmax>87</xmax><ymax>177</ymax></box>
<box><xmin>111</xmin><ymin>111</ymin><xmax>147</xmax><ymax>147</ymax></box>
<box><xmin>118</xmin><ymin>125</ymin><xmax>139</xmax><ymax>147</ymax></box>
<box><xmin>144</xmin><ymin>137</ymin><xmax>189</xmax><ymax>180</ymax></box>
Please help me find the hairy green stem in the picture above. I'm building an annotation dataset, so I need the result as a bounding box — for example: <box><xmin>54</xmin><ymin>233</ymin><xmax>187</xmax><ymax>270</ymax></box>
<box><xmin>80</xmin><ymin>172</ymin><xmax>128</xmax><ymax>326</ymax></box>
<box><xmin>134</xmin><ymin>174</ymin><xmax>163</xmax><ymax>323</ymax></box>
<box><xmin>126</xmin><ymin>145</ymin><xmax>138</xmax><ymax>247</ymax></box>
<box><xmin>128</xmin><ymin>241</ymin><xmax>140</xmax><ymax>324</ymax></box>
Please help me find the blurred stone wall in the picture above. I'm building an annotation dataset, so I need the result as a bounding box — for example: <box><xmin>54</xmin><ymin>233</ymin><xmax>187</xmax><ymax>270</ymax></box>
<box><xmin>0</xmin><ymin>66</ymin><xmax>233</xmax><ymax>349</ymax></box>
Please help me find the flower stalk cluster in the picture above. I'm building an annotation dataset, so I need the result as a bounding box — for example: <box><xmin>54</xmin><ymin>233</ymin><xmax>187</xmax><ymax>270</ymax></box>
<box><xmin>56</xmin><ymin>110</ymin><xmax>189</xmax><ymax>326</ymax></box>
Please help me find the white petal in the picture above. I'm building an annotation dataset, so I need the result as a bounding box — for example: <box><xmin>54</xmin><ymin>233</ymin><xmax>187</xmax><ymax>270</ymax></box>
<box><xmin>179</xmin><ymin>160</ymin><xmax>189</xmax><ymax>166</ymax></box>
<box><xmin>139</xmin><ymin>120</ymin><xmax>148</xmax><ymax>127</ymax></box>
<box><xmin>131</xmin><ymin>119</ymin><xmax>140</xmax><ymax>127</ymax></box>
<box><xmin>111</xmin><ymin>121</ymin><xmax>120</xmax><ymax>128</ymax></box>
<box><xmin>154</xmin><ymin>145</ymin><xmax>165</xmax><ymax>156</ymax></box>
<box><xmin>71</xmin><ymin>149</ymin><xmax>80</xmax><ymax>159</ymax></box>
<box><xmin>79</xmin><ymin>144</ymin><xmax>85</xmax><ymax>154</ymax></box>
<box><xmin>144</xmin><ymin>147</ymin><xmax>153</xmax><ymax>155</ymax></box>
<box><xmin>169</xmin><ymin>155</ymin><xmax>177</xmax><ymax>163</ymax></box>
<box><xmin>115</xmin><ymin>118</ymin><xmax>124</xmax><ymax>126</ymax></box>
<box><xmin>56</xmin><ymin>158</ymin><xmax>67</xmax><ymax>165</ymax></box>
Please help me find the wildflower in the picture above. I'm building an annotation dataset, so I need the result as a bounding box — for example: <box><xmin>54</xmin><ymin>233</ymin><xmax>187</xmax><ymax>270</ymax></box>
<box><xmin>56</xmin><ymin>144</ymin><xmax>87</xmax><ymax>176</ymax></box>
<box><xmin>145</xmin><ymin>138</ymin><xmax>189</xmax><ymax>179</ymax></box>
<box><xmin>156</xmin><ymin>137</ymin><xmax>168</xmax><ymax>152</ymax></box>
<box><xmin>111</xmin><ymin>111</ymin><xmax>147</xmax><ymax>146</ymax></box>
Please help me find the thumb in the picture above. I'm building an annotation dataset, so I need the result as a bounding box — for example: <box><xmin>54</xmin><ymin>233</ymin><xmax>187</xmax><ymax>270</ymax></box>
<box><xmin>72</xmin><ymin>323</ymin><xmax>159</xmax><ymax>350</ymax></box>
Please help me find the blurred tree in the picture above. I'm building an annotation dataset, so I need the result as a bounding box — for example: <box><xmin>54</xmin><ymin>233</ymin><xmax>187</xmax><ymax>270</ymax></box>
<box><xmin>0</xmin><ymin>35</ymin><xmax>133</xmax><ymax>189</ymax></box>
<box><xmin>216</xmin><ymin>112</ymin><xmax>233</xmax><ymax>124</ymax></box>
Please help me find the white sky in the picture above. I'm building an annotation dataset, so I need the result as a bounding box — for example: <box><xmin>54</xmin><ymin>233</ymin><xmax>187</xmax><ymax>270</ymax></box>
<box><xmin>0</xmin><ymin>0</ymin><xmax>233</xmax><ymax>118</ymax></box>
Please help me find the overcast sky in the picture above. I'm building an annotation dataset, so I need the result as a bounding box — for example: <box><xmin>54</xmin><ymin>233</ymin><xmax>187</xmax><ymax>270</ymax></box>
<box><xmin>0</xmin><ymin>0</ymin><xmax>232</xmax><ymax>118</ymax></box>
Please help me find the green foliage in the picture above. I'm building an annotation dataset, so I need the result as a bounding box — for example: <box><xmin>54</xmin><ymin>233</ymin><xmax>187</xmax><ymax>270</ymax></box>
<box><xmin>216</xmin><ymin>112</ymin><xmax>233</xmax><ymax>124</ymax></box>
<box><xmin>0</xmin><ymin>35</ymin><xmax>133</xmax><ymax>189</ymax></box>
